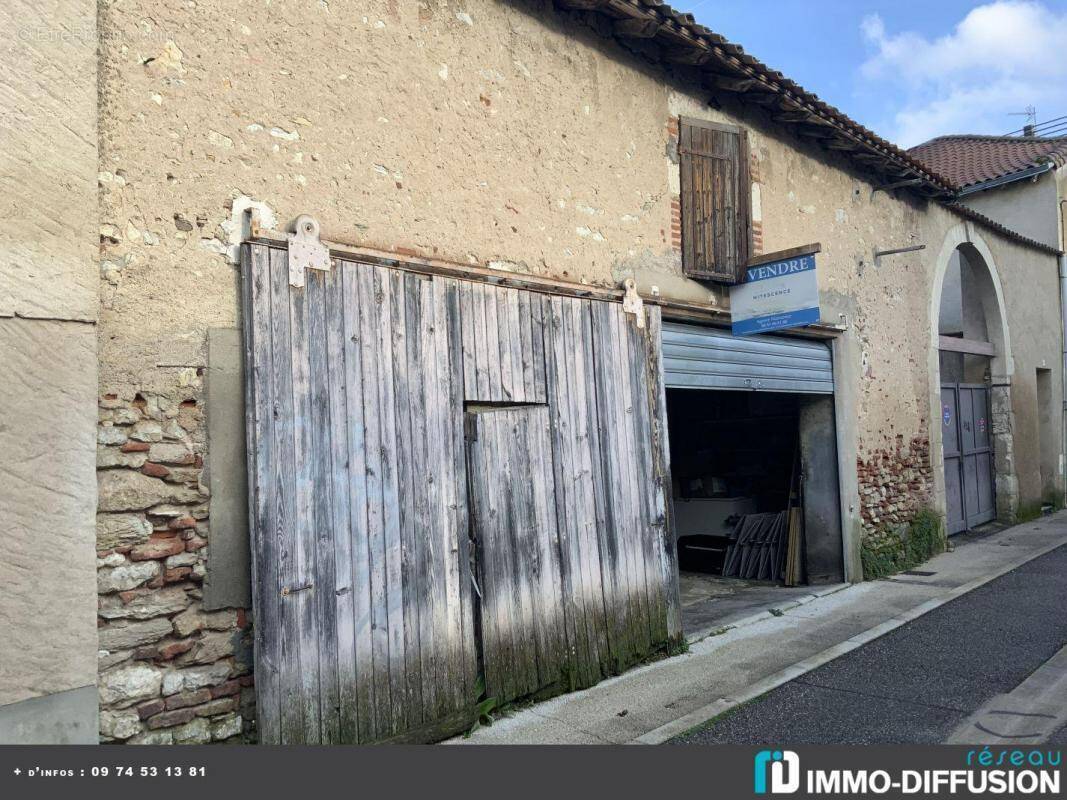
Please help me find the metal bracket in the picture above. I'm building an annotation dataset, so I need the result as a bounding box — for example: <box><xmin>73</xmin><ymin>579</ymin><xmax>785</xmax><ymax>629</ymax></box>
<box><xmin>622</xmin><ymin>277</ymin><xmax>646</xmax><ymax>329</ymax></box>
<box><xmin>287</xmin><ymin>214</ymin><xmax>331</xmax><ymax>288</ymax></box>
<box><xmin>873</xmin><ymin>243</ymin><xmax>926</xmax><ymax>260</ymax></box>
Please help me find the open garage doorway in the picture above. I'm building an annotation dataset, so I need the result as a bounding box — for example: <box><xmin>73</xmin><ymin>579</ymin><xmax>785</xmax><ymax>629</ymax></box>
<box><xmin>660</xmin><ymin>322</ymin><xmax>845</xmax><ymax>638</ymax></box>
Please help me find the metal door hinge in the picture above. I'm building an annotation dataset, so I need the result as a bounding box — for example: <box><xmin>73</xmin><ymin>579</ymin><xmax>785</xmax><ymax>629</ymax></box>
<box><xmin>287</xmin><ymin>214</ymin><xmax>331</xmax><ymax>288</ymax></box>
<box><xmin>622</xmin><ymin>277</ymin><xmax>645</xmax><ymax>329</ymax></box>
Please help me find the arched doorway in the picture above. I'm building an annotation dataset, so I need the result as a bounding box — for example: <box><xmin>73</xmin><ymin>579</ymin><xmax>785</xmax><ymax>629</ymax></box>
<box><xmin>929</xmin><ymin>226</ymin><xmax>1016</xmax><ymax>534</ymax></box>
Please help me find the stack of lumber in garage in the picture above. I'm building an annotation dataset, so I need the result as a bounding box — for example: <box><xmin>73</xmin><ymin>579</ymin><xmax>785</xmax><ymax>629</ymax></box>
<box><xmin>783</xmin><ymin>507</ymin><xmax>803</xmax><ymax>586</ymax></box>
<box><xmin>722</xmin><ymin>511</ymin><xmax>788</xmax><ymax>581</ymax></box>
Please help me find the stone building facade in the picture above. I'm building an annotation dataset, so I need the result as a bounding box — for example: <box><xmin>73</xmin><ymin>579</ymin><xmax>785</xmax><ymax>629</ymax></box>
<box><xmin>2</xmin><ymin>0</ymin><xmax>1063</xmax><ymax>743</ymax></box>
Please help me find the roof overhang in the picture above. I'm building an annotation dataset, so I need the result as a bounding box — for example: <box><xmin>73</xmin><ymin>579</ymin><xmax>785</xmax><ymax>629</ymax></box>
<box><xmin>554</xmin><ymin>0</ymin><xmax>958</xmax><ymax>198</ymax></box>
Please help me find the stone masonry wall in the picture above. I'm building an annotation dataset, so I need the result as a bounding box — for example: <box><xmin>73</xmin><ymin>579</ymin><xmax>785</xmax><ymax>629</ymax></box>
<box><xmin>95</xmin><ymin>375</ymin><xmax>254</xmax><ymax>744</ymax></box>
<box><xmin>856</xmin><ymin>434</ymin><xmax>934</xmax><ymax>541</ymax></box>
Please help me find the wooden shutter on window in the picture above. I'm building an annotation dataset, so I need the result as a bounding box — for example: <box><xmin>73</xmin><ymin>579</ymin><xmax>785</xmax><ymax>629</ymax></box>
<box><xmin>679</xmin><ymin>120</ymin><xmax>751</xmax><ymax>283</ymax></box>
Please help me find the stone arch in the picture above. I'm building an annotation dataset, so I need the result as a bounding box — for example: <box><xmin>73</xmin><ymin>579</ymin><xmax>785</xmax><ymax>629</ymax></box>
<box><xmin>928</xmin><ymin>222</ymin><xmax>1017</xmax><ymax>527</ymax></box>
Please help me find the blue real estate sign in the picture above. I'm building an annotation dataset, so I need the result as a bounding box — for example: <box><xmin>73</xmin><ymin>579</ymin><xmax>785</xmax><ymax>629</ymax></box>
<box><xmin>730</xmin><ymin>249</ymin><xmax>821</xmax><ymax>336</ymax></box>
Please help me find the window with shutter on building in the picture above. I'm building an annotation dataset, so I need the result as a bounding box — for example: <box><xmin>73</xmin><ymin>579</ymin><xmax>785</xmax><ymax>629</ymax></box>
<box><xmin>678</xmin><ymin>118</ymin><xmax>752</xmax><ymax>283</ymax></box>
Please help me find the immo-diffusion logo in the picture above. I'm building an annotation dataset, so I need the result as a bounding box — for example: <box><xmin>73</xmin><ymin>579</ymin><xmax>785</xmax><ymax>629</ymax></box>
<box><xmin>752</xmin><ymin>747</ymin><xmax>1061</xmax><ymax>795</ymax></box>
<box><xmin>754</xmin><ymin>750</ymin><xmax>801</xmax><ymax>794</ymax></box>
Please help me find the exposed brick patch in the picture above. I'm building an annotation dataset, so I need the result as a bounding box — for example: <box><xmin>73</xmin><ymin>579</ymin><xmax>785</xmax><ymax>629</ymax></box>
<box><xmin>136</xmin><ymin>700</ymin><xmax>165</xmax><ymax>720</ymax></box>
<box><xmin>670</xmin><ymin>196</ymin><xmax>682</xmax><ymax>253</ymax></box>
<box><xmin>857</xmin><ymin>435</ymin><xmax>934</xmax><ymax>538</ymax></box>
<box><xmin>96</xmin><ymin>384</ymin><xmax>253</xmax><ymax>745</ymax></box>
<box><xmin>165</xmin><ymin>689</ymin><xmax>212</xmax><ymax>710</ymax></box>
<box><xmin>751</xmin><ymin>221</ymin><xmax>764</xmax><ymax>256</ymax></box>
<box><xmin>141</xmin><ymin>462</ymin><xmax>170</xmax><ymax>479</ymax></box>
<box><xmin>147</xmin><ymin>708</ymin><xmax>196</xmax><ymax>730</ymax></box>
<box><xmin>210</xmin><ymin>679</ymin><xmax>242</xmax><ymax>699</ymax></box>
<box><xmin>129</xmin><ymin>535</ymin><xmax>184</xmax><ymax>561</ymax></box>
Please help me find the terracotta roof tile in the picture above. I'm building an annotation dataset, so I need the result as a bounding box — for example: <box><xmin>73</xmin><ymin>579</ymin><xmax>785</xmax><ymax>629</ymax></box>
<box><xmin>908</xmin><ymin>135</ymin><xmax>1067</xmax><ymax>189</ymax></box>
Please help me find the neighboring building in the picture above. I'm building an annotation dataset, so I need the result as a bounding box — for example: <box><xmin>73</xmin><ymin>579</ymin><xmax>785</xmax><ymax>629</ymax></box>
<box><xmin>2</xmin><ymin>0</ymin><xmax>1064</xmax><ymax>744</ymax></box>
<box><xmin>910</xmin><ymin>134</ymin><xmax>1067</xmax><ymax>251</ymax></box>
<box><xmin>911</xmin><ymin>134</ymin><xmax>1067</xmax><ymax>518</ymax></box>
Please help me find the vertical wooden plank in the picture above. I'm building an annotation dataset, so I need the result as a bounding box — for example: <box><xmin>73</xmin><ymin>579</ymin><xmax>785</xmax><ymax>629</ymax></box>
<box><xmin>307</xmin><ymin>269</ymin><xmax>340</xmax><ymax>744</ymax></box>
<box><xmin>430</xmin><ymin>276</ymin><xmax>459</xmax><ymax>717</ymax></box>
<box><xmin>414</xmin><ymin>277</ymin><xmax>441</xmax><ymax>723</ymax></box>
<box><xmin>496</xmin><ymin>288</ymin><xmax>514</xmax><ymax>401</ymax></box>
<box><xmin>506</xmin><ymin>289</ymin><xmax>525</xmax><ymax>403</ymax></box>
<box><xmin>325</xmin><ymin>262</ymin><xmax>358</xmax><ymax>742</ymax></box>
<box><xmin>565</xmin><ymin>299</ymin><xmax>609</xmax><ymax>680</ymax></box>
<box><xmin>288</xmin><ymin>260</ymin><xmax>323</xmax><ymax>743</ymax></box>
<box><xmin>558</xmin><ymin>298</ymin><xmax>601</xmax><ymax>686</ymax></box>
<box><xmin>518</xmin><ymin>407</ymin><xmax>548</xmax><ymax>690</ymax></box>
<box><xmin>498</xmin><ymin>411</ymin><xmax>530</xmax><ymax>697</ymax></box>
<box><xmin>378</xmin><ymin>268</ymin><xmax>408</xmax><ymax>733</ymax></box>
<box><xmin>611</xmin><ymin>304</ymin><xmax>653</xmax><ymax>654</ymax></box>
<box><xmin>530</xmin><ymin>295</ymin><xmax>547</xmax><ymax>403</ymax></box>
<box><xmin>395</xmin><ymin>274</ymin><xmax>424</xmax><ymax>727</ymax></box>
<box><xmin>242</xmin><ymin>245</ymin><xmax>281</xmax><ymax>743</ymax></box>
<box><xmin>475</xmin><ymin>412</ymin><xmax>517</xmax><ymax>701</ymax></box>
<box><xmin>267</xmin><ymin>247</ymin><xmax>304</xmax><ymax>744</ymax></box>
<box><xmin>340</xmin><ymin>262</ymin><xmax>375</xmax><ymax>743</ymax></box>
<box><xmin>473</xmin><ymin>283</ymin><xmax>491</xmax><ymax>400</ymax></box>
<box><xmin>418</xmin><ymin>277</ymin><xmax>448</xmax><ymax>721</ymax></box>
<box><xmin>483</xmin><ymin>284</ymin><xmax>503</xmax><ymax>401</ymax></box>
<box><xmin>356</xmin><ymin>266</ymin><xmax>392</xmax><ymax>735</ymax></box>
<box><xmin>512</xmin><ymin>410</ymin><xmax>542</xmax><ymax>695</ymax></box>
<box><xmin>527</xmin><ymin>404</ymin><xmax>566</xmax><ymax>688</ymax></box>
<box><xmin>558</xmin><ymin>297</ymin><xmax>597</xmax><ymax>687</ymax></box>
<box><xmin>626</xmin><ymin>309</ymin><xmax>669</xmax><ymax>647</ymax></box>
<box><xmin>517</xmin><ymin>290</ymin><xmax>534</xmax><ymax>402</ymax></box>
<box><xmin>541</xmin><ymin>296</ymin><xmax>584</xmax><ymax>688</ymax></box>
<box><xmin>459</xmin><ymin>280</ymin><xmax>477</xmax><ymax>401</ymax></box>
<box><xmin>580</xmin><ymin>301</ymin><xmax>625</xmax><ymax>674</ymax></box>
<box><xmin>647</xmin><ymin>307</ymin><xmax>682</xmax><ymax>641</ymax></box>
<box><xmin>436</xmin><ymin>277</ymin><xmax>478</xmax><ymax>709</ymax></box>
<box><xmin>589</xmin><ymin>300</ymin><xmax>635</xmax><ymax>669</ymax></box>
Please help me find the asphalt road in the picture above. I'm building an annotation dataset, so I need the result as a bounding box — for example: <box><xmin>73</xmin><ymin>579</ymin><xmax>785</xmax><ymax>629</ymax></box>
<box><xmin>672</xmin><ymin>543</ymin><xmax>1067</xmax><ymax>745</ymax></box>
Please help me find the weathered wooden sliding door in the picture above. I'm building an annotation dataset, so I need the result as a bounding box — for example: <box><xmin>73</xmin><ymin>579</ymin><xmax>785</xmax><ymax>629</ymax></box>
<box><xmin>242</xmin><ymin>240</ymin><xmax>681</xmax><ymax>744</ymax></box>
<box><xmin>242</xmin><ymin>244</ymin><xmax>476</xmax><ymax>744</ymax></box>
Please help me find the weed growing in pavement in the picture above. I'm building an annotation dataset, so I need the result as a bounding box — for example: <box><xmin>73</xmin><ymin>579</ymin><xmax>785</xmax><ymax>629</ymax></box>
<box><xmin>861</xmin><ymin>507</ymin><xmax>946</xmax><ymax>580</ymax></box>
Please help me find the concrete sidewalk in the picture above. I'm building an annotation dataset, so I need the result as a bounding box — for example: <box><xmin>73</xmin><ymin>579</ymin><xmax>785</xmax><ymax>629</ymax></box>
<box><xmin>450</xmin><ymin>512</ymin><xmax>1067</xmax><ymax>745</ymax></box>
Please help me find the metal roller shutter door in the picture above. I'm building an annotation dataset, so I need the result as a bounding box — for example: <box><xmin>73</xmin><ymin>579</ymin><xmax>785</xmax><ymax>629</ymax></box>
<box><xmin>662</xmin><ymin>321</ymin><xmax>834</xmax><ymax>394</ymax></box>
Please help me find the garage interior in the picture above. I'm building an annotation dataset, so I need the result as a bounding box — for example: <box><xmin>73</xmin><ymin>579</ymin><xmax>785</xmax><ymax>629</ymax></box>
<box><xmin>660</xmin><ymin>322</ymin><xmax>846</xmax><ymax>637</ymax></box>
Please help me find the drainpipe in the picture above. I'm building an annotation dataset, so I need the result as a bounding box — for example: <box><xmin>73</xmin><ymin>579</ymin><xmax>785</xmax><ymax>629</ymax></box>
<box><xmin>1061</xmin><ymin>197</ymin><xmax>1067</xmax><ymax>507</ymax></box>
<box><xmin>1061</xmin><ymin>254</ymin><xmax>1067</xmax><ymax>507</ymax></box>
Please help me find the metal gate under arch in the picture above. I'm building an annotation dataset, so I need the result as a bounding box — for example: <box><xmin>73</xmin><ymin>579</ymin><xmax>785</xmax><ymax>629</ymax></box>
<box><xmin>941</xmin><ymin>383</ymin><xmax>995</xmax><ymax>535</ymax></box>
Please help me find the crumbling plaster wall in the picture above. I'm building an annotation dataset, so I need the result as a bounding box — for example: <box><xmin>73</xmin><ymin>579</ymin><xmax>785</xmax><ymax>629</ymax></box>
<box><xmin>0</xmin><ymin>0</ymin><xmax>99</xmax><ymax>743</ymax></box>
<box><xmin>95</xmin><ymin>0</ymin><xmax>1063</xmax><ymax>742</ymax></box>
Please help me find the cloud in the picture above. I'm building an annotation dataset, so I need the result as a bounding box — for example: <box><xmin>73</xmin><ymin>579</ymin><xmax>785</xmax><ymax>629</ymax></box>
<box><xmin>859</xmin><ymin>1</ymin><xmax>1067</xmax><ymax>147</ymax></box>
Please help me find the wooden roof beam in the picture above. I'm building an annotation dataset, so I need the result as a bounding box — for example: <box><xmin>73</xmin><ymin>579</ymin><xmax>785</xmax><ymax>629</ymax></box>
<box><xmin>555</xmin><ymin>0</ymin><xmax>609</xmax><ymax>10</ymax></box>
<box><xmin>797</xmin><ymin>125</ymin><xmax>837</xmax><ymax>139</ymax></box>
<box><xmin>709</xmin><ymin>72</ymin><xmax>781</xmax><ymax>94</ymax></box>
<box><xmin>613</xmin><ymin>16</ymin><xmax>662</xmax><ymax>38</ymax></box>
<box><xmin>661</xmin><ymin>44</ymin><xmax>714</xmax><ymax>65</ymax></box>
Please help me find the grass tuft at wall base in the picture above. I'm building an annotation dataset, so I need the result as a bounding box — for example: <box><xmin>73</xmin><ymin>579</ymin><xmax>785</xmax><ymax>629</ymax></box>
<box><xmin>861</xmin><ymin>508</ymin><xmax>946</xmax><ymax>580</ymax></box>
